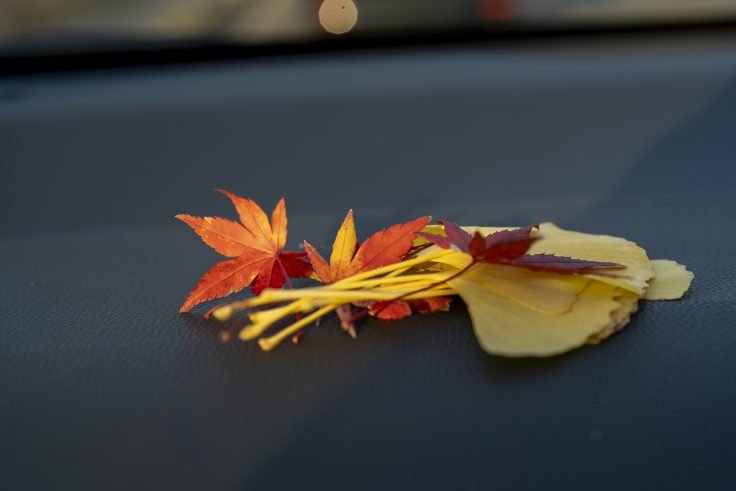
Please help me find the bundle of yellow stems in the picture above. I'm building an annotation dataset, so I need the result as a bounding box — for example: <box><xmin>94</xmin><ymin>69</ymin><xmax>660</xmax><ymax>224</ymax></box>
<box><xmin>213</xmin><ymin>249</ymin><xmax>458</xmax><ymax>351</ymax></box>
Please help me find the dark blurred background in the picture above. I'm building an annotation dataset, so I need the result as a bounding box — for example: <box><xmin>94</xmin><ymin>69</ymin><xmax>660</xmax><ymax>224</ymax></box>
<box><xmin>2</xmin><ymin>0</ymin><xmax>736</xmax><ymax>56</ymax></box>
<box><xmin>2</xmin><ymin>2</ymin><xmax>736</xmax><ymax>491</ymax></box>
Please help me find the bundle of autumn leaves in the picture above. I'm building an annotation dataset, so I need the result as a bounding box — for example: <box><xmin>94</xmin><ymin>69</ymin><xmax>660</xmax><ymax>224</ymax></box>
<box><xmin>177</xmin><ymin>190</ymin><xmax>693</xmax><ymax>357</ymax></box>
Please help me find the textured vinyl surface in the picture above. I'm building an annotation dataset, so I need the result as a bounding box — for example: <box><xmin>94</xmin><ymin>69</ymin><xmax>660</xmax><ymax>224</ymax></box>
<box><xmin>2</xmin><ymin>33</ymin><xmax>736</xmax><ymax>490</ymax></box>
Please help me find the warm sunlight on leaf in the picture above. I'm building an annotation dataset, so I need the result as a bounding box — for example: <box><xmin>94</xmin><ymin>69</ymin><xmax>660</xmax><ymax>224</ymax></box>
<box><xmin>433</xmin><ymin>251</ymin><xmax>586</xmax><ymax>316</ymax></box>
<box><xmin>644</xmin><ymin>259</ymin><xmax>694</xmax><ymax>300</ymax></box>
<box><xmin>305</xmin><ymin>211</ymin><xmax>430</xmax><ymax>283</ymax></box>
<box><xmin>448</xmin><ymin>265</ymin><xmax>628</xmax><ymax>356</ymax></box>
<box><xmin>176</xmin><ymin>190</ymin><xmax>311</xmax><ymax>312</ymax></box>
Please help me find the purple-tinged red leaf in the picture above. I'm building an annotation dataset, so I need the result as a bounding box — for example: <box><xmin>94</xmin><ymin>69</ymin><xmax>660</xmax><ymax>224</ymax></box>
<box><xmin>481</xmin><ymin>225</ymin><xmax>539</xmax><ymax>262</ymax></box>
<box><xmin>421</xmin><ymin>221</ymin><xmax>623</xmax><ymax>275</ymax></box>
<box><xmin>438</xmin><ymin>220</ymin><xmax>473</xmax><ymax>252</ymax></box>
<box><xmin>508</xmin><ymin>253</ymin><xmax>625</xmax><ymax>274</ymax></box>
<box><xmin>417</xmin><ymin>232</ymin><xmax>453</xmax><ymax>249</ymax></box>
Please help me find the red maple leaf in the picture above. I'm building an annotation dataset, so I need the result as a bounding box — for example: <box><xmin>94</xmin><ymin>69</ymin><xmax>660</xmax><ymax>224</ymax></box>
<box><xmin>303</xmin><ymin>210</ymin><xmax>431</xmax><ymax>334</ymax></box>
<box><xmin>304</xmin><ymin>210</ymin><xmax>431</xmax><ymax>283</ymax></box>
<box><xmin>176</xmin><ymin>190</ymin><xmax>312</xmax><ymax>312</ymax></box>
<box><xmin>419</xmin><ymin>221</ymin><xmax>624</xmax><ymax>274</ymax></box>
<box><xmin>359</xmin><ymin>296</ymin><xmax>452</xmax><ymax>320</ymax></box>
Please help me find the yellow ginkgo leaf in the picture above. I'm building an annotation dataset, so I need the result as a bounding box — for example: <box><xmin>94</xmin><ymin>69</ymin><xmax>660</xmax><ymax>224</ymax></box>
<box><xmin>644</xmin><ymin>259</ymin><xmax>694</xmax><ymax>300</ymax></box>
<box><xmin>447</xmin><ymin>263</ymin><xmax>634</xmax><ymax>356</ymax></box>
<box><xmin>468</xmin><ymin>223</ymin><xmax>654</xmax><ymax>296</ymax></box>
<box><xmin>586</xmin><ymin>290</ymin><xmax>639</xmax><ymax>344</ymax></box>
<box><xmin>431</xmin><ymin>250</ymin><xmax>586</xmax><ymax>316</ymax></box>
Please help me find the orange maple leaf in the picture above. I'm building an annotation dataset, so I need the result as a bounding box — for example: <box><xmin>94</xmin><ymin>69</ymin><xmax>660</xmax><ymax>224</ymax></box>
<box><xmin>304</xmin><ymin>210</ymin><xmax>431</xmax><ymax>284</ymax></box>
<box><xmin>304</xmin><ymin>211</ymin><xmax>436</xmax><ymax>335</ymax></box>
<box><xmin>176</xmin><ymin>189</ymin><xmax>311</xmax><ymax>312</ymax></box>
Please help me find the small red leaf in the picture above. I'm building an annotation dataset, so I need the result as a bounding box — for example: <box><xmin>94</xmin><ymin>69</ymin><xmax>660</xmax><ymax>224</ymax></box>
<box><xmin>409</xmin><ymin>296</ymin><xmax>452</xmax><ymax>313</ymax></box>
<box><xmin>371</xmin><ymin>301</ymin><xmax>413</xmax><ymax>320</ymax></box>
<box><xmin>417</xmin><ymin>231</ymin><xmax>453</xmax><ymax>249</ymax></box>
<box><xmin>468</xmin><ymin>232</ymin><xmax>487</xmax><ymax>259</ymax></box>
<box><xmin>438</xmin><ymin>220</ymin><xmax>472</xmax><ymax>252</ymax></box>
<box><xmin>421</xmin><ymin>221</ymin><xmax>623</xmax><ymax>275</ymax></box>
<box><xmin>279</xmin><ymin>252</ymin><xmax>314</xmax><ymax>279</ymax></box>
<box><xmin>251</xmin><ymin>261</ymin><xmax>280</xmax><ymax>296</ymax></box>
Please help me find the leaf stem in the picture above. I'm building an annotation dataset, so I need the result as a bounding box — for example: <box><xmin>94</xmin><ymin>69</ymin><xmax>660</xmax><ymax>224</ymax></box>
<box><xmin>329</xmin><ymin>249</ymin><xmax>453</xmax><ymax>286</ymax></box>
<box><xmin>213</xmin><ymin>249</ymin><xmax>453</xmax><ymax>320</ymax></box>
<box><xmin>349</xmin><ymin>260</ymin><xmax>477</xmax><ymax>323</ymax></box>
<box><xmin>241</xmin><ymin>299</ymin><xmax>308</xmax><ymax>340</ymax></box>
<box><xmin>258</xmin><ymin>305</ymin><xmax>339</xmax><ymax>351</ymax></box>
<box><xmin>253</xmin><ymin>287</ymin><xmax>455</xmax><ymax>305</ymax></box>
<box><xmin>337</xmin><ymin>274</ymin><xmax>448</xmax><ymax>289</ymax></box>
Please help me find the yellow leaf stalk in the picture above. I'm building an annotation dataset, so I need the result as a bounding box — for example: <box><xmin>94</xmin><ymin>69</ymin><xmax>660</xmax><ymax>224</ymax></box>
<box><xmin>213</xmin><ymin>223</ymin><xmax>693</xmax><ymax>356</ymax></box>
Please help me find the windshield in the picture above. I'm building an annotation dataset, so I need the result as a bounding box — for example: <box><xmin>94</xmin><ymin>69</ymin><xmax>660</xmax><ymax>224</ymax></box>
<box><xmin>2</xmin><ymin>0</ymin><xmax>736</xmax><ymax>56</ymax></box>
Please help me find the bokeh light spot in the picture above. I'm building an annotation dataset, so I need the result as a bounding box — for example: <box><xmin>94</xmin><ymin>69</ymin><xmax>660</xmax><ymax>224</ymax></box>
<box><xmin>319</xmin><ymin>0</ymin><xmax>358</xmax><ymax>35</ymax></box>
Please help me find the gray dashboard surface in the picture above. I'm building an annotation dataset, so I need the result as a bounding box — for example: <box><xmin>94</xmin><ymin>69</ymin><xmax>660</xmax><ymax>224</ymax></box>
<box><xmin>2</xmin><ymin>33</ymin><xmax>736</xmax><ymax>490</ymax></box>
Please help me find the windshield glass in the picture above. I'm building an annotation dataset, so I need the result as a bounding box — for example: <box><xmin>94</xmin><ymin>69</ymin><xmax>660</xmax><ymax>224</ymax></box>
<box><xmin>2</xmin><ymin>0</ymin><xmax>736</xmax><ymax>56</ymax></box>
